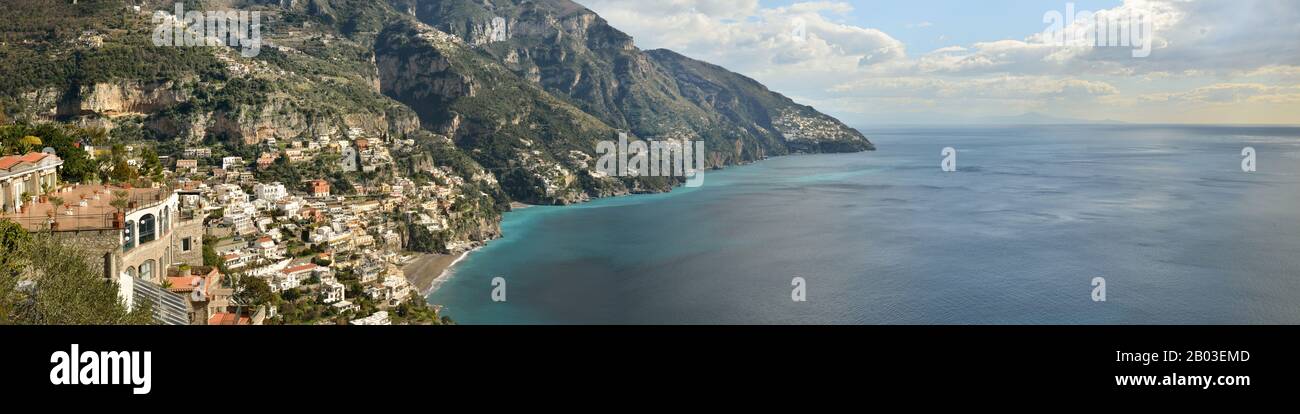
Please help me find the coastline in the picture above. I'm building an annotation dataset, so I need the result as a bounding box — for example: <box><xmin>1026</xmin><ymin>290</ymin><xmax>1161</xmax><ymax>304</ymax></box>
<box><xmin>402</xmin><ymin>249</ymin><xmax>475</xmax><ymax>296</ymax></box>
<box><xmin>418</xmin><ymin>149</ymin><xmax>865</xmax><ymax>302</ymax></box>
<box><xmin>405</xmin><ymin>204</ymin><xmax>533</xmax><ymax>297</ymax></box>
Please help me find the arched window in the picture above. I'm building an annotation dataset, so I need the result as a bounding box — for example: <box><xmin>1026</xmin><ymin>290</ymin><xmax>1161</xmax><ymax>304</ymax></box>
<box><xmin>125</xmin><ymin>266</ymin><xmax>136</xmax><ymax>279</ymax></box>
<box><xmin>124</xmin><ymin>220</ymin><xmax>136</xmax><ymax>251</ymax></box>
<box><xmin>140</xmin><ymin>260</ymin><xmax>156</xmax><ymax>283</ymax></box>
<box><xmin>139</xmin><ymin>214</ymin><xmax>156</xmax><ymax>244</ymax></box>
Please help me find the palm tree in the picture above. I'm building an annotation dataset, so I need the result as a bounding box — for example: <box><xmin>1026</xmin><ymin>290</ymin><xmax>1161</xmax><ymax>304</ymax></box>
<box><xmin>110</xmin><ymin>190</ymin><xmax>130</xmax><ymax>212</ymax></box>
<box><xmin>111</xmin><ymin>190</ymin><xmax>130</xmax><ymax>228</ymax></box>
<box><xmin>48</xmin><ymin>196</ymin><xmax>64</xmax><ymax>216</ymax></box>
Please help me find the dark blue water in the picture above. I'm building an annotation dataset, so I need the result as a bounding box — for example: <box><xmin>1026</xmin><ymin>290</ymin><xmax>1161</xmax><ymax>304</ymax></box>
<box><xmin>428</xmin><ymin>125</ymin><xmax>1300</xmax><ymax>324</ymax></box>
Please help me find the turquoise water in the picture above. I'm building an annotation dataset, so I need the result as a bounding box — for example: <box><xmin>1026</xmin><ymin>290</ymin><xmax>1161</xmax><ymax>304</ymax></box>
<box><xmin>428</xmin><ymin>125</ymin><xmax>1300</xmax><ymax>324</ymax></box>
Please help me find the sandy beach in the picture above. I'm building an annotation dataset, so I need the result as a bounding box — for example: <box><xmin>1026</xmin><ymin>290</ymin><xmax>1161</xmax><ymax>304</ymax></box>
<box><xmin>403</xmin><ymin>205</ymin><xmax>531</xmax><ymax>295</ymax></box>
<box><xmin>402</xmin><ymin>251</ymin><xmax>470</xmax><ymax>296</ymax></box>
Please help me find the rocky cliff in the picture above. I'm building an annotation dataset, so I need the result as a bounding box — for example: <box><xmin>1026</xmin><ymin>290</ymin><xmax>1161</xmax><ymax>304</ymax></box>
<box><xmin>387</xmin><ymin>0</ymin><xmax>874</xmax><ymax>165</ymax></box>
<box><xmin>2</xmin><ymin>0</ymin><xmax>871</xmax><ymax>208</ymax></box>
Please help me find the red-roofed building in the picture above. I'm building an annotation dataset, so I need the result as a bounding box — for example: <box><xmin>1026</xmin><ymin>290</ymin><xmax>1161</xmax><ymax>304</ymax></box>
<box><xmin>0</xmin><ymin>152</ymin><xmax>62</xmax><ymax>214</ymax></box>
<box><xmin>166</xmin><ymin>266</ymin><xmax>231</xmax><ymax>325</ymax></box>
<box><xmin>208</xmin><ymin>312</ymin><xmax>251</xmax><ymax>325</ymax></box>
<box><xmin>275</xmin><ymin>263</ymin><xmax>319</xmax><ymax>292</ymax></box>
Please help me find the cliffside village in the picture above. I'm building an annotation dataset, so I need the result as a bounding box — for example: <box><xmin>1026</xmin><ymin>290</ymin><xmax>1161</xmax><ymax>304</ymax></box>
<box><xmin>0</xmin><ymin>128</ymin><xmax>472</xmax><ymax>325</ymax></box>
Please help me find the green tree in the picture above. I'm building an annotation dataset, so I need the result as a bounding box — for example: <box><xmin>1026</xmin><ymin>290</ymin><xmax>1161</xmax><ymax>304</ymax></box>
<box><xmin>233</xmin><ymin>274</ymin><xmax>276</xmax><ymax>307</ymax></box>
<box><xmin>202</xmin><ymin>238</ymin><xmax>221</xmax><ymax>267</ymax></box>
<box><xmin>0</xmin><ymin>221</ymin><xmax>32</xmax><ymax>324</ymax></box>
<box><xmin>140</xmin><ymin>146</ymin><xmax>163</xmax><ymax>180</ymax></box>
<box><xmin>110</xmin><ymin>190</ymin><xmax>130</xmax><ymax>213</ymax></box>
<box><xmin>1</xmin><ymin>229</ymin><xmax>152</xmax><ymax>325</ymax></box>
<box><xmin>109</xmin><ymin>158</ymin><xmax>139</xmax><ymax>183</ymax></box>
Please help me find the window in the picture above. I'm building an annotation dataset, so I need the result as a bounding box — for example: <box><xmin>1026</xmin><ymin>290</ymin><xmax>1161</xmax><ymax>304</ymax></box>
<box><xmin>123</xmin><ymin>220</ymin><xmax>135</xmax><ymax>251</ymax></box>
<box><xmin>161</xmin><ymin>207</ymin><xmax>170</xmax><ymax>234</ymax></box>
<box><xmin>139</xmin><ymin>214</ymin><xmax>156</xmax><ymax>244</ymax></box>
<box><xmin>125</xmin><ymin>266</ymin><xmax>136</xmax><ymax>278</ymax></box>
<box><xmin>182</xmin><ymin>237</ymin><xmax>193</xmax><ymax>252</ymax></box>
<box><xmin>140</xmin><ymin>260</ymin><xmax>155</xmax><ymax>282</ymax></box>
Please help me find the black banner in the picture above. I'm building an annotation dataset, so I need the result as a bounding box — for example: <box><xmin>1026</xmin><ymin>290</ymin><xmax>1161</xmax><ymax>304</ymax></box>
<box><xmin>0</xmin><ymin>325</ymin><xmax>1294</xmax><ymax>402</ymax></box>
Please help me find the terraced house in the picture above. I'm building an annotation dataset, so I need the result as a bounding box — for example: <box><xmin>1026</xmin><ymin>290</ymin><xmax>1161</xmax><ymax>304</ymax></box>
<box><xmin>0</xmin><ymin>151</ymin><xmax>62</xmax><ymax>214</ymax></box>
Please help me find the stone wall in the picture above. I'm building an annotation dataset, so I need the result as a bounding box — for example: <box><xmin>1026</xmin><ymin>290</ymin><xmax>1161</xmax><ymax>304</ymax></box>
<box><xmin>51</xmin><ymin>216</ymin><xmax>203</xmax><ymax>282</ymax></box>
<box><xmin>50</xmin><ymin>229</ymin><xmax>121</xmax><ymax>279</ymax></box>
<box><xmin>172</xmin><ymin>218</ymin><xmax>205</xmax><ymax>267</ymax></box>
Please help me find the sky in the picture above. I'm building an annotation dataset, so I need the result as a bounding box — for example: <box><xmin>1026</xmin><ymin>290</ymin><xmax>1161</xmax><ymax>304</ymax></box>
<box><xmin>581</xmin><ymin>0</ymin><xmax>1300</xmax><ymax>125</ymax></box>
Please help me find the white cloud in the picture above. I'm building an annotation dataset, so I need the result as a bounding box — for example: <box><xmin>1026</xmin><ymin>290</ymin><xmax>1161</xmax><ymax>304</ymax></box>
<box><xmin>580</xmin><ymin>0</ymin><xmax>1300</xmax><ymax>124</ymax></box>
<box><xmin>582</xmin><ymin>0</ymin><xmax>905</xmax><ymax>72</ymax></box>
<box><xmin>1139</xmin><ymin>83</ymin><xmax>1300</xmax><ymax>104</ymax></box>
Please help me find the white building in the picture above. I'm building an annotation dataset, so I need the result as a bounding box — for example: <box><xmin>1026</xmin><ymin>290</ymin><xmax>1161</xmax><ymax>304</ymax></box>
<box><xmin>340</xmin><ymin>146</ymin><xmax>358</xmax><ymax>172</ymax></box>
<box><xmin>277</xmin><ymin>198</ymin><xmax>302</xmax><ymax>216</ymax></box>
<box><xmin>221</xmin><ymin>156</ymin><xmax>245</xmax><ymax>171</ymax></box>
<box><xmin>253</xmin><ymin>182</ymin><xmax>288</xmax><ymax>202</ymax></box>
<box><xmin>322</xmin><ymin>279</ymin><xmax>345</xmax><ymax>304</ymax></box>
<box><xmin>275</xmin><ymin>263</ymin><xmax>318</xmax><ymax>292</ymax></box>
<box><xmin>0</xmin><ymin>152</ymin><xmax>62</xmax><ymax>213</ymax></box>
<box><xmin>382</xmin><ymin>275</ymin><xmax>412</xmax><ymax>306</ymax></box>
<box><xmin>214</xmin><ymin>184</ymin><xmax>249</xmax><ymax>205</ymax></box>
<box><xmin>349</xmin><ymin>311</ymin><xmax>390</xmax><ymax>325</ymax></box>
<box><xmin>224</xmin><ymin>211</ymin><xmax>255</xmax><ymax>235</ymax></box>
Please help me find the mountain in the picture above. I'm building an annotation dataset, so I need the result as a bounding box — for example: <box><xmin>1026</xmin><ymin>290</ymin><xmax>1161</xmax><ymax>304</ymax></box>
<box><xmin>373</xmin><ymin>19</ymin><xmax>674</xmax><ymax>204</ymax></box>
<box><xmin>386</xmin><ymin>0</ymin><xmax>873</xmax><ymax>162</ymax></box>
<box><xmin>0</xmin><ymin>0</ymin><xmax>873</xmax><ymax>244</ymax></box>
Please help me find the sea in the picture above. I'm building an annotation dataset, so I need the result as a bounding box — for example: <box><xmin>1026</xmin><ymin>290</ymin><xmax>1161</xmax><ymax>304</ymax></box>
<box><xmin>427</xmin><ymin>125</ymin><xmax>1300</xmax><ymax>324</ymax></box>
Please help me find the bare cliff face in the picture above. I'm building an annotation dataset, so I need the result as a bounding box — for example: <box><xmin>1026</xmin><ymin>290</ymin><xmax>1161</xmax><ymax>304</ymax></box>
<box><xmin>15</xmin><ymin>67</ymin><xmax>421</xmax><ymax>147</ymax></box>
<box><xmin>374</xmin><ymin>20</ymin><xmax>672</xmax><ymax>205</ymax></box>
<box><xmin>385</xmin><ymin>0</ymin><xmax>873</xmax><ymax>168</ymax></box>
<box><xmin>71</xmin><ymin>81</ymin><xmax>191</xmax><ymax>117</ymax></box>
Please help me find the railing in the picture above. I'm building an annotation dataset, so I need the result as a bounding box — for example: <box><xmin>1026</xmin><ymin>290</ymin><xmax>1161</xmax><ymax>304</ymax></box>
<box><xmin>123</xmin><ymin>185</ymin><xmax>175</xmax><ymax>211</ymax></box>
<box><xmin>5</xmin><ymin>213</ymin><xmax>118</xmax><ymax>232</ymax></box>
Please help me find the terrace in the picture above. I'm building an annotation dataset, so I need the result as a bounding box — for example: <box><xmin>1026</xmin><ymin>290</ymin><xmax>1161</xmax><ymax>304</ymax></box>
<box><xmin>3</xmin><ymin>184</ymin><xmax>174</xmax><ymax>232</ymax></box>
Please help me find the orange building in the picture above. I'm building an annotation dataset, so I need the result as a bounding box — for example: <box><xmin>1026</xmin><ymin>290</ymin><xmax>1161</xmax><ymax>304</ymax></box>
<box><xmin>309</xmin><ymin>179</ymin><xmax>330</xmax><ymax>198</ymax></box>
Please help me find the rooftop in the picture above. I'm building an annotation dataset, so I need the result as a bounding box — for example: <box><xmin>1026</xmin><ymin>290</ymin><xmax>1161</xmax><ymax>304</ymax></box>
<box><xmin>208</xmin><ymin>312</ymin><xmax>251</xmax><ymax>326</ymax></box>
<box><xmin>7</xmin><ymin>184</ymin><xmax>172</xmax><ymax>232</ymax></box>
<box><xmin>0</xmin><ymin>152</ymin><xmax>56</xmax><ymax>172</ymax></box>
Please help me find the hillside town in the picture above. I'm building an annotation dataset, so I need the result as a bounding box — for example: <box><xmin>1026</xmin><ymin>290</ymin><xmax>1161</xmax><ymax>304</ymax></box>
<box><xmin>0</xmin><ymin>126</ymin><xmax>472</xmax><ymax>325</ymax></box>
